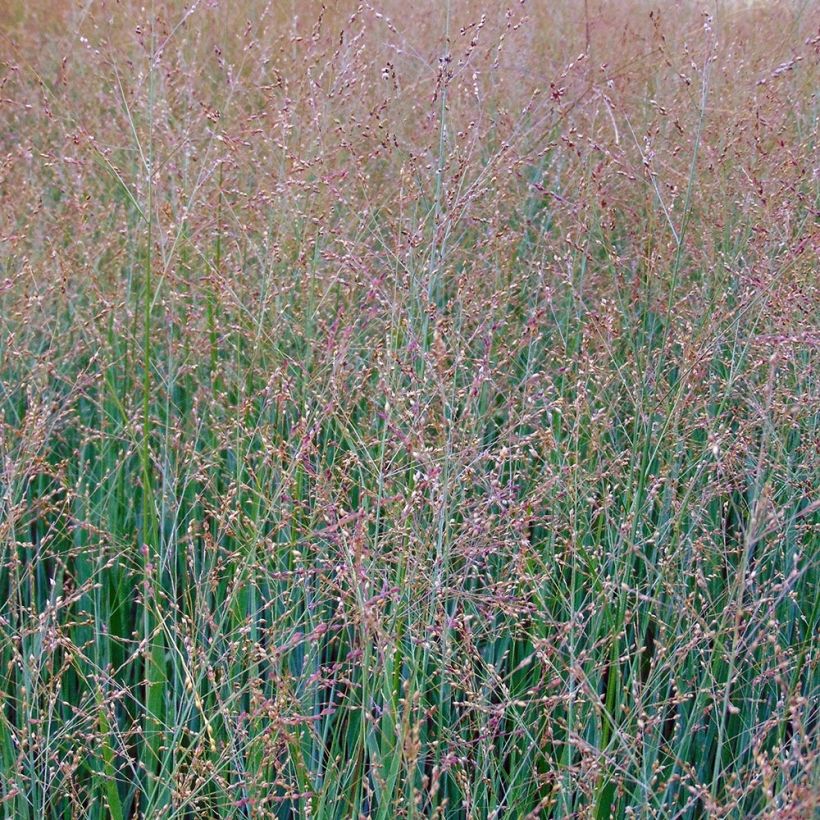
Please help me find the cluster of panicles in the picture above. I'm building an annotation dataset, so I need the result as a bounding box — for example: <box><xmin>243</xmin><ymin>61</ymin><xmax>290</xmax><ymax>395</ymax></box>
<box><xmin>0</xmin><ymin>0</ymin><xmax>817</xmax><ymax>817</ymax></box>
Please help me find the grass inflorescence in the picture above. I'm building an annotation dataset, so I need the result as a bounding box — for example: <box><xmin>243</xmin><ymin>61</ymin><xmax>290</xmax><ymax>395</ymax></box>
<box><xmin>0</xmin><ymin>1</ymin><xmax>818</xmax><ymax>817</ymax></box>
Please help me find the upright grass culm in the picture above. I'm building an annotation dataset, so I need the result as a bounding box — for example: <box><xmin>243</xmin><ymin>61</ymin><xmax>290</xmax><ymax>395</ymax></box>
<box><xmin>0</xmin><ymin>0</ymin><xmax>818</xmax><ymax>818</ymax></box>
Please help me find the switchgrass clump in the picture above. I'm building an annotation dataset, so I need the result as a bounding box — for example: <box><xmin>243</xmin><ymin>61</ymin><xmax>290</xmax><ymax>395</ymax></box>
<box><xmin>0</xmin><ymin>1</ymin><xmax>818</xmax><ymax>817</ymax></box>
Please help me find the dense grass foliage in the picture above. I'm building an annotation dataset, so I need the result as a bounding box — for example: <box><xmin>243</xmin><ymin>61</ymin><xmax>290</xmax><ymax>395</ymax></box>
<box><xmin>0</xmin><ymin>1</ymin><xmax>818</xmax><ymax>817</ymax></box>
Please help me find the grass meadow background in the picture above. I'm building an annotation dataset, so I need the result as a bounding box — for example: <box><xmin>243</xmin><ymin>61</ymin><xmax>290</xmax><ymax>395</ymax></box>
<box><xmin>0</xmin><ymin>0</ymin><xmax>818</xmax><ymax>817</ymax></box>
